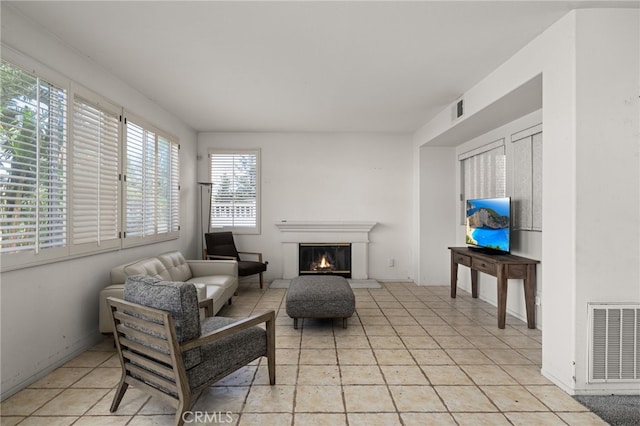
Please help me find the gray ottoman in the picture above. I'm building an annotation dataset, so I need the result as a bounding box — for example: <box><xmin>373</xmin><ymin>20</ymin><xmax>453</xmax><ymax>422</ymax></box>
<box><xmin>286</xmin><ymin>276</ymin><xmax>356</xmax><ymax>329</ymax></box>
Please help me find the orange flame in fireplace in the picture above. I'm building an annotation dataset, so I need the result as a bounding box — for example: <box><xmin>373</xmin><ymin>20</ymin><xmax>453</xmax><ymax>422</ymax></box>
<box><xmin>319</xmin><ymin>255</ymin><xmax>331</xmax><ymax>269</ymax></box>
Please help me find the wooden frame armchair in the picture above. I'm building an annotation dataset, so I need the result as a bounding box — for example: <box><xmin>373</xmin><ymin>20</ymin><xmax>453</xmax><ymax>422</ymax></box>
<box><xmin>107</xmin><ymin>276</ymin><xmax>275</xmax><ymax>426</ymax></box>
<box><xmin>204</xmin><ymin>231</ymin><xmax>268</xmax><ymax>288</ymax></box>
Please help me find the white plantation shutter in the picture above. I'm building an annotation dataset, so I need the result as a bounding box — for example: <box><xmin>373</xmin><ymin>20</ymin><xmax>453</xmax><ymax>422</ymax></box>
<box><xmin>209</xmin><ymin>150</ymin><xmax>259</xmax><ymax>232</ymax></box>
<box><xmin>142</xmin><ymin>128</ymin><xmax>156</xmax><ymax>237</ymax></box>
<box><xmin>38</xmin><ymin>83</ymin><xmax>67</xmax><ymax>250</ymax></box>
<box><xmin>0</xmin><ymin>60</ymin><xmax>67</xmax><ymax>265</ymax></box>
<box><xmin>0</xmin><ymin>65</ymin><xmax>39</xmax><ymax>254</ymax></box>
<box><xmin>157</xmin><ymin>135</ymin><xmax>180</xmax><ymax>234</ymax></box>
<box><xmin>170</xmin><ymin>141</ymin><xmax>180</xmax><ymax>232</ymax></box>
<box><xmin>124</xmin><ymin>115</ymin><xmax>179</xmax><ymax>246</ymax></box>
<box><xmin>70</xmin><ymin>94</ymin><xmax>120</xmax><ymax>252</ymax></box>
<box><xmin>157</xmin><ymin>137</ymin><xmax>170</xmax><ymax>234</ymax></box>
<box><xmin>125</xmin><ymin>119</ymin><xmax>153</xmax><ymax>240</ymax></box>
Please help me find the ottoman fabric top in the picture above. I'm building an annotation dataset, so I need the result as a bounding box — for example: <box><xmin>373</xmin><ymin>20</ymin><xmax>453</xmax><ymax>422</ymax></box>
<box><xmin>287</xmin><ymin>276</ymin><xmax>352</xmax><ymax>301</ymax></box>
<box><xmin>286</xmin><ymin>275</ymin><xmax>355</xmax><ymax>319</ymax></box>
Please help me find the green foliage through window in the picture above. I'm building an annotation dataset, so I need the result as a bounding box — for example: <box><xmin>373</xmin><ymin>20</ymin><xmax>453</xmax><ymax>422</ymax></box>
<box><xmin>0</xmin><ymin>60</ymin><xmax>67</xmax><ymax>254</ymax></box>
<box><xmin>209</xmin><ymin>151</ymin><xmax>258</xmax><ymax>230</ymax></box>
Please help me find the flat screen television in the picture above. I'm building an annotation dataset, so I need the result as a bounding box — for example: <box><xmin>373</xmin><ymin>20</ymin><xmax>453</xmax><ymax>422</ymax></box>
<box><xmin>465</xmin><ymin>197</ymin><xmax>511</xmax><ymax>253</ymax></box>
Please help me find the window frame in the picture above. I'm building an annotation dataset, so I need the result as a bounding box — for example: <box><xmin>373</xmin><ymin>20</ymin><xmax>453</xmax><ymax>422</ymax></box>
<box><xmin>208</xmin><ymin>148</ymin><xmax>261</xmax><ymax>235</ymax></box>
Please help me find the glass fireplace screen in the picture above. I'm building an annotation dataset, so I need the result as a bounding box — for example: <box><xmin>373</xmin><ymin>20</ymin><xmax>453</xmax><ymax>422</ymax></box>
<box><xmin>298</xmin><ymin>243</ymin><xmax>352</xmax><ymax>278</ymax></box>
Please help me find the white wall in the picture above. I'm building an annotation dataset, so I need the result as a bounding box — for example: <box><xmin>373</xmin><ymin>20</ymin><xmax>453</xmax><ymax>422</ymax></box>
<box><xmin>418</xmin><ymin>146</ymin><xmax>457</xmax><ymax>285</ymax></box>
<box><xmin>414</xmin><ymin>9</ymin><xmax>640</xmax><ymax>394</ymax></box>
<box><xmin>573</xmin><ymin>9</ymin><xmax>640</xmax><ymax>393</ymax></box>
<box><xmin>197</xmin><ymin>132</ymin><xmax>414</xmax><ymax>282</ymax></box>
<box><xmin>0</xmin><ymin>6</ymin><xmax>198</xmax><ymax>399</ymax></box>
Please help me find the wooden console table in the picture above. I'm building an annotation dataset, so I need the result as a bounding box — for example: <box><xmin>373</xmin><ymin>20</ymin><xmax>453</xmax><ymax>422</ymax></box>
<box><xmin>449</xmin><ymin>247</ymin><xmax>539</xmax><ymax>329</ymax></box>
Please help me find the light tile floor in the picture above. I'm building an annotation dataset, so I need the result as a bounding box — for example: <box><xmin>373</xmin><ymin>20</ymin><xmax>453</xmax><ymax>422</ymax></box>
<box><xmin>1</xmin><ymin>282</ymin><xmax>607</xmax><ymax>425</ymax></box>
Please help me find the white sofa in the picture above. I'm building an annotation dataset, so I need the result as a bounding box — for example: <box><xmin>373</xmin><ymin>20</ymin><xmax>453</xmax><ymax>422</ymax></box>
<box><xmin>99</xmin><ymin>251</ymin><xmax>238</xmax><ymax>333</ymax></box>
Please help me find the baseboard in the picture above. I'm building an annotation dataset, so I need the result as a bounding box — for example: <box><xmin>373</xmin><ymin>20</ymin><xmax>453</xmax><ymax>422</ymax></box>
<box><xmin>269</xmin><ymin>278</ymin><xmax>381</xmax><ymax>289</ymax></box>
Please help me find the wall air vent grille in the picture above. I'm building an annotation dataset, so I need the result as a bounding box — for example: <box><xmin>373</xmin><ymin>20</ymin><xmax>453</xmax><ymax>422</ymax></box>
<box><xmin>451</xmin><ymin>97</ymin><xmax>464</xmax><ymax>121</ymax></box>
<box><xmin>588</xmin><ymin>304</ymin><xmax>640</xmax><ymax>383</ymax></box>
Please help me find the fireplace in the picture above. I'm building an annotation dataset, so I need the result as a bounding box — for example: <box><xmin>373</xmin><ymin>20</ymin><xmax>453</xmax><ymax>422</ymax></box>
<box><xmin>276</xmin><ymin>221</ymin><xmax>376</xmax><ymax>279</ymax></box>
<box><xmin>299</xmin><ymin>243</ymin><xmax>352</xmax><ymax>278</ymax></box>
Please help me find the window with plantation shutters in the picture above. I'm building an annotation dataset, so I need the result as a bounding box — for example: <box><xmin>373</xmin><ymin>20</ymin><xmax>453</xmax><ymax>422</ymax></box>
<box><xmin>70</xmin><ymin>93</ymin><xmax>120</xmax><ymax>253</ymax></box>
<box><xmin>0</xmin><ymin>60</ymin><xmax>67</xmax><ymax>265</ymax></box>
<box><xmin>124</xmin><ymin>115</ymin><xmax>180</xmax><ymax>246</ymax></box>
<box><xmin>209</xmin><ymin>149</ymin><xmax>260</xmax><ymax>233</ymax></box>
<box><xmin>1</xmin><ymin>55</ymin><xmax>182</xmax><ymax>270</ymax></box>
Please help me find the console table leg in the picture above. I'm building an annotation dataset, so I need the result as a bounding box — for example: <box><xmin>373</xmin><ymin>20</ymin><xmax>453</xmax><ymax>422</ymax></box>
<box><xmin>450</xmin><ymin>254</ymin><xmax>458</xmax><ymax>298</ymax></box>
<box><xmin>471</xmin><ymin>269</ymin><xmax>478</xmax><ymax>298</ymax></box>
<box><xmin>524</xmin><ymin>264</ymin><xmax>537</xmax><ymax>329</ymax></box>
<box><xmin>497</xmin><ymin>265</ymin><xmax>508</xmax><ymax>329</ymax></box>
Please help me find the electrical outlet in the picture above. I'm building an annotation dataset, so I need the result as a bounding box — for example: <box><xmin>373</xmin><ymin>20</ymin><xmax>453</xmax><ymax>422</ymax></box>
<box><xmin>388</xmin><ymin>258</ymin><xmax>395</xmax><ymax>267</ymax></box>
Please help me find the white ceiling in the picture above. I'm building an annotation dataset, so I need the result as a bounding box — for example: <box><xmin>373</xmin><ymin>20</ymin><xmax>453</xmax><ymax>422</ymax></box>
<box><xmin>5</xmin><ymin>1</ymin><xmax>637</xmax><ymax>133</ymax></box>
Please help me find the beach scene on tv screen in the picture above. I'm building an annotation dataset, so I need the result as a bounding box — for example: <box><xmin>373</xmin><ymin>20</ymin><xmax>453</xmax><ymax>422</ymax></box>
<box><xmin>465</xmin><ymin>198</ymin><xmax>510</xmax><ymax>251</ymax></box>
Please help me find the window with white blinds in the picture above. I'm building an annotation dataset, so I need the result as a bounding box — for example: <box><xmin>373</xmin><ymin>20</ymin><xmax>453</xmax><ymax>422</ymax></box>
<box><xmin>124</xmin><ymin>116</ymin><xmax>180</xmax><ymax>246</ymax></box>
<box><xmin>70</xmin><ymin>93</ymin><xmax>120</xmax><ymax>253</ymax></box>
<box><xmin>209</xmin><ymin>149</ymin><xmax>260</xmax><ymax>233</ymax></box>
<box><xmin>459</xmin><ymin>139</ymin><xmax>506</xmax><ymax>221</ymax></box>
<box><xmin>0</xmin><ymin>60</ymin><xmax>68</xmax><ymax>264</ymax></box>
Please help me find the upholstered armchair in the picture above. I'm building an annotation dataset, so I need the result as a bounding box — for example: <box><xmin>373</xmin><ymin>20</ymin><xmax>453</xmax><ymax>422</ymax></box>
<box><xmin>204</xmin><ymin>231</ymin><xmax>268</xmax><ymax>288</ymax></box>
<box><xmin>107</xmin><ymin>275</ymin><xmax>275</xmax><ymax>426</ymax></box>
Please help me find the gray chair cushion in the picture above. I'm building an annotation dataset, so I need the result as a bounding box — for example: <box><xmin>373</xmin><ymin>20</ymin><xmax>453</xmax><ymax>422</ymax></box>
<box><xmin>124</xmin><ymin>275</ymin><xmax>202</xmax><ymax>368</ymax></box>
<box><xmin>186</xmin><ymin>316</ymin><xmax>267</xmax><ymax>389</ymax></box>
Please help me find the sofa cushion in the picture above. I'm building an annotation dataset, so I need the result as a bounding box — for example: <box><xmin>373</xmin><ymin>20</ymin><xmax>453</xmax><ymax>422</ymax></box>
<box><xmin>124</xmin><ymin>275</ymin><xmax>202</xmax><ymax>369</ymax></box>
<box><xmin>187</xmin><ymin>275</ymin><xmax>236</xmax><ymax>290</ymax></box>
<box><xmin>202</xmin><ymin>285</ymin><xmax>226</xmax><ymax>301</ymax></box>
<box><xmin>192</xmin><ymin>283</ymin><xmax>207</xmax><ymax>301</ymax></box>
<box><xmin>124</xmin><ymin>258</ymin><xmax>172</xmax><ymax>281</ymax></box>
<box><xmin>158</xmin><ymin>251</ymin><xmax>193</xmax><ymax>282</ymax></box>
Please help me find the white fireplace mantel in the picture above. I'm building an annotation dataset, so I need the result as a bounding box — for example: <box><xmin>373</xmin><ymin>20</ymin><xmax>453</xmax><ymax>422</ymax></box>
<box><xmin>276</xmin><ymin>221</ymin><xmax>377</xmax><ymax>233</ymax></box>
<box><xmin>276</xmin><ymin>221</ymin><xmax>377</xmax><ymax>280</ymax></box>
